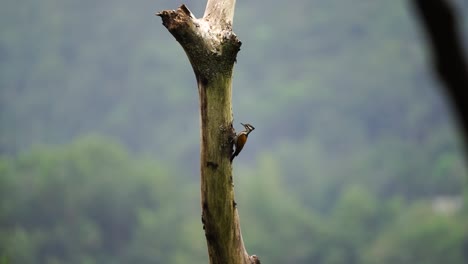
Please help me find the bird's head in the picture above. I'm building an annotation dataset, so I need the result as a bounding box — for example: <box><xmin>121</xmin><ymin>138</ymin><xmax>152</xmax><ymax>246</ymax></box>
<box><xmin>241</xmin><ymin>123</ymin><xmax>255</xmax><ymax>134</ymax></box>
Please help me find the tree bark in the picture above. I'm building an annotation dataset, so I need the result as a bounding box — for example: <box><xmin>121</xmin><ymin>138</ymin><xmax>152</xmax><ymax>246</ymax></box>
<box><xmin>156</xmin><ymin>1</ymin><xmax>260</xmax><ymax>263</ymax></box>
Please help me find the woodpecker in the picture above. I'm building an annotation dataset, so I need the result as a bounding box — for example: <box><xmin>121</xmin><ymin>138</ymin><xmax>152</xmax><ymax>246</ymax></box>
<box><xmin>231</xmin><ymin>123</ymin><xmax>255</xmax><ymax>162</ymax></box>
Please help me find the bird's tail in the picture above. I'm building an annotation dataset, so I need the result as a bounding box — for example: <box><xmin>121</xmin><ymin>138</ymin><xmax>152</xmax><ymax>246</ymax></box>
<box><xmin>230</xmin><ymin>152</ymin><xmax>238</xmax><ymax>162</ymax></box>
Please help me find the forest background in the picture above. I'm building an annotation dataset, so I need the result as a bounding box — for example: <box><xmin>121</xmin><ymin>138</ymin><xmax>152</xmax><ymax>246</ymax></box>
<box><xmin>1</xmin><ymin>0</ymin><xmax>467</xmax><ymax>263</ymax></box>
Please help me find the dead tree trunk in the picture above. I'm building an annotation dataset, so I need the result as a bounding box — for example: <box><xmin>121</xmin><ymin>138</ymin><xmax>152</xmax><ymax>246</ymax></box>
<box><xmin>156</xmin><ymin>1</ymin><xmax>259</xmax><ymax>263</ymax></box>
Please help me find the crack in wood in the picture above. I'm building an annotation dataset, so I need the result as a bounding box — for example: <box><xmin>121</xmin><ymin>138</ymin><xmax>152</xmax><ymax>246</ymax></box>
<box><xmin>206</xmin><ymin>161</ymin><xmax>218</xmax><ymax>169</ymax></box>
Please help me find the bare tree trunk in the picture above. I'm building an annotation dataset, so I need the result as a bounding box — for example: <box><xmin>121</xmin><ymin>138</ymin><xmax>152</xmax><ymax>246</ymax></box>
<box><xmin>156</xmin><ymin>1</ymin><xmax>260</xmax><ymax>263</ymax></box>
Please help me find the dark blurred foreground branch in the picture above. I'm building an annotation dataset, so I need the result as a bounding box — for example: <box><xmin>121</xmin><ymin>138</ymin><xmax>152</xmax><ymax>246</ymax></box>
<box><xmin>411</xmin><ymin>0</ymin><xmax>468</xmax><ymax>151</ymax></box>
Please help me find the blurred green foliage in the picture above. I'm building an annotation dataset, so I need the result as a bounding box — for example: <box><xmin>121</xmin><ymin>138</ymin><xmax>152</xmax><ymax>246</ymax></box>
<box><xmin>0</xmin><ymin>137</ymin><xmax>466</xmax><ymax>263</ymax></box>
<box><xmin>1</xmin><ymin>0</ymin><xmax>467</xmax><ymax>263</ymax></box>
<box><xmin>0</xmin><ymin>136</ymin><xmax>206</xmax><ymax>263</ymax></box>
